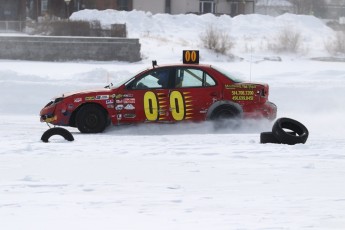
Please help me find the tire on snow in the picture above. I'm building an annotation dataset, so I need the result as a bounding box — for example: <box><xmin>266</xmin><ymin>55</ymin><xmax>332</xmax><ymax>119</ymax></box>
<box><xmin>260</xmin><ymin>131</ymin><xmax>296</xmax><ymax>144</ymax></box>
<box><xmin>41</xmin><ymin>127</ymin><xmax>74</xmax><ymax>143</ymax></box>
<box><xmin>272</xmin><ymin>117</ymin><xmax>308</xmax><ymax>145</ymax></box>
<box><xmin>260</xmin><ymin>132</ymin><xmax>280</xmax><ymax>144</ymax></box>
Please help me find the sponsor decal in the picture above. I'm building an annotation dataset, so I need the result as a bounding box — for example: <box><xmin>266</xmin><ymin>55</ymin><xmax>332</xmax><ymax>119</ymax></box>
<box><xmin>124</xmin><ymin>104</ymin><xmax>135</xmax><ymax>110</ymax></box>
<box><xmin>225</xmin><ymin>84</ymin><xmax>257</xmax><ymax>89</ymax></box>
<box><xmin>231</xmin><ymin>91</ymin><xmax>254</xmax><ymax>101</ymax></box>
<box><xmin>74</xmin><ymin>98</ymin><xmax>82</xmax><ymax>103</ymax></box>
<box><xmin>232</xmin><ymin>96</ymin><xmax>254</xmax><ymax>101</ymax></box>
<box><xmin>116</xmin><ymin>99</ymin><xmax>123</xmax><ymax>104</ymax></box>
<box><xmin>111</xmin><ymin>94</ymin><xmax>123</xmax><ymax>99</ymax></box>
<box><xmin>123</xmin><ymin>98</ymin><xmax>135</xmax><ymax>104</ymax></box>
<box><xmin>117</xmin><ymin>114</ymin><xmax>122</xmax><ymax>120</ymax></box>
<box><xmin>123</xmin><ymin>94</ymin><xmax>134</xmax><ymax>98</ymax></box>
<box><xmin>68</xmin><ymin>104</ymin><xmax>74</xmax><ymax>109</ymax></box>
<box><xmin>96</xmin><ymin>95</ymin><xmax>109</xmax><ymax>100</ymax></box>
<box><xmin>116</xmin><ymin>104</ymin><xmax>124</xmax><ymax>110</ymax></box>
<box><xmin>231</xmin><ymin>91</ymin><xmax>254</xmax><ymax>96</ymax></box>
<box><xmin>124</xmin><ymin>114</ymin><xmax>136</xmax><ymax>119</ymax></box>
<box><xmin>106</xmin><ymin>99</ymin><xmax>114</xmax><ymax>104</ymax></box>
<box><xmin>107</xmin><ymin>105</ymin><xmax>114</xmax><ymax>109</ymax></box>
<box><xmin>85</xmin><ymin>96</ymin><xmax>95</xmax><ymax>100</ymax></box>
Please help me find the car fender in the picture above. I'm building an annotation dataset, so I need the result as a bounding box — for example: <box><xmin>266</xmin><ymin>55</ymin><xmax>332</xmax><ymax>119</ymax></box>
<box><xmin>206</xmin><ymin>100</ymin><xmax>243</xmax><ymax>120</ymax></box>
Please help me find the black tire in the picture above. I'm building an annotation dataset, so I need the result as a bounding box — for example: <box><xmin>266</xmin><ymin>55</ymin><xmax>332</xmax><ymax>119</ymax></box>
<box><xmin>210</xmin><ymin>104</ymin><xmax>242</xmax><ymax>129</ymax></box>
<box><xmin>76</xmin><ymin>104</ymin><xmax>108</xmax><ymax>133</ymax></box>
<box><xmin>41</xmin><ymin>127</ymin><xmax>74</xmax><ymax>143</ymax></box>
<box><xmin>260</xmin><ymin>131</ymin><xmax>296</xmax><ymax>144</ymax></box>
<box><xmin>260</xmin><ymin>132</ymin><xmax>280</xmax><ymax>144</ymax></box>
<box><xmin>272</xmin><ymin>117</ymin><xmax>309</xmax><ymax>145</ymax></box>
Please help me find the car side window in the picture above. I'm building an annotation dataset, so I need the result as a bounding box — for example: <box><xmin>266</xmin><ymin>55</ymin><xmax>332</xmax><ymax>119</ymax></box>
<box><xmin>175</xmin><ymin>68</ymin><xmax>216</xmax><ymax>88</ymax></box>
<box><xmin>205</xmin><ymin>74</ymin><xmax>216</xmax><ymax>86</ymax></box>
<box><xmin>128</xmin><ymin>69</ymin><xmax>170</xmax><ymax>89</ymax></box>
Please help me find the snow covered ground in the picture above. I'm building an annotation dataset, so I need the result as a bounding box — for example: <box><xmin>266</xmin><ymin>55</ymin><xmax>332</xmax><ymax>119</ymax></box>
<box><xmin>1</xmin><ymin>10</ymin><xmax>345</xmax><ymax>230</ymax></box>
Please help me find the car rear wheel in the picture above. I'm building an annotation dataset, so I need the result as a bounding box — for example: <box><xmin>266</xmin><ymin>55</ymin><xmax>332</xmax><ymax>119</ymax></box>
<box><xmin>210</xmin><ymin>105</ymin><xmax>242</xmax><ymax>129</ymax></box>
<box><xmin>76</xmin><ymin>104</ymin><xmax>108</xmax><ymax>133</ymax></box>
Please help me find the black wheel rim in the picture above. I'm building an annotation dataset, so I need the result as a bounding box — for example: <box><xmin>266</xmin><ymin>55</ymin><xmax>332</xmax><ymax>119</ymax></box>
<box><xmin>85</xmin><ymin>113</ymin><xmax>99</xmax><ymax>129</ymax></box>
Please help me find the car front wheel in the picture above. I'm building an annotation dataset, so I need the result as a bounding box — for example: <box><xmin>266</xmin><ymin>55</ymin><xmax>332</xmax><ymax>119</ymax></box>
<box><xmin>76</xmin><ymin>104</ymin><xmax>108</xmax><ymax>133</ymax></box>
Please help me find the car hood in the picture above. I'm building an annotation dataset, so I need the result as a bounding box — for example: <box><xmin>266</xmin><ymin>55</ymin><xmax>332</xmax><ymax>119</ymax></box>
<box><xmin>58</xmin><ymin>88</ymin><xmax>113</xmax><ymax>99</ymax></box>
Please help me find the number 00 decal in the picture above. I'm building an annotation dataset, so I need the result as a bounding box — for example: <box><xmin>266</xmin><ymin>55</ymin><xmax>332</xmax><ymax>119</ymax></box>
<box><xmin>143</xmin><ymin>91</ymin><xmax>187</xmax><ymax>121</ymax></box>
<box><xmin>170</xmin><ymin>91</ymin><xmax>185</xmax><ymax>121</ymax></box>
<box><xmin>144</xmin><ymin>91</ymin><xmax>159</xmax><ymax>121</ymax></box>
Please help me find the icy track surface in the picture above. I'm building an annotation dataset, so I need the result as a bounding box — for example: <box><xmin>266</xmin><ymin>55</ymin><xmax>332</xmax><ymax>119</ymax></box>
<box><xmin>1</xmin><ymin>10</ymin><xmax>345</xmax><ymax>230</ymax></box>
<box><xmin>1</xmin><ymin>59</ymin><xmax>345</xmax><ymax>230</ymax></box>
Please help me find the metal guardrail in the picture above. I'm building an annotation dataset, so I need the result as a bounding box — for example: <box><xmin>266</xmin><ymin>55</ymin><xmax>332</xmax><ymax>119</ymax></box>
<box><xmin>0</xmin><ymin>21</ymin><xmax>26</xmax><ymax>32</ymax></box>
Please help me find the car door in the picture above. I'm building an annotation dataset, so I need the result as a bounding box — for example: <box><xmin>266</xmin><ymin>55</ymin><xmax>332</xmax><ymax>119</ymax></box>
<box><xmin>170</xmin><ymin>67</ymin><xmax>219</xmax><ymax>121</ymax></box>
<box><xmin>118</xmin><ymin>68</ymin><xmax>172</xmax><ymax>124</ymax></box>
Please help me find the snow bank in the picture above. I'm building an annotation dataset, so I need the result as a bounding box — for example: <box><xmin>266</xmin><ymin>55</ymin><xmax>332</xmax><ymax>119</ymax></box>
<box><xmin>71</xmin><ymin>9</ymin><xmax>332</xmax><ymax>39</ymax></box>
<box><xmin>70</xmin><ymin>10</ymin><xmax>334</xmax><ymax>58</ymax></box>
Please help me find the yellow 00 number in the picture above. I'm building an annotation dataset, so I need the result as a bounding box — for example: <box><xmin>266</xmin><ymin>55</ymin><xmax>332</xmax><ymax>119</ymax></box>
<box><xmin>144</xmin><ymin>91</ymin><xmax>159</xmax><ymax>121</ymax></box>
<box><xmin>170</xmin><ymin>91</ymin><xmax>185</xmax><ymax>121</ymax></box>
<box><xmin>184</xmin><ymin>51</ymin><xmax>197</xmax><ymax>62</ymax></box>
<box><xmin>143</xmin><ymin>91</ymin><xmax>186</xmax><ymax>121</ymax></box>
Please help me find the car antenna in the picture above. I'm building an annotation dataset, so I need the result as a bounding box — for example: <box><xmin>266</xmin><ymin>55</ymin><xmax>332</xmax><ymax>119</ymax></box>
<box><xmin>249</xmin><ymin>45</ymin><xmax>253</xmax><ymax>82</ymax></box>
<box><xmin>152</xmin><ymin>60</ymin><xmax>157</xmax><ymax>68</ymax></box>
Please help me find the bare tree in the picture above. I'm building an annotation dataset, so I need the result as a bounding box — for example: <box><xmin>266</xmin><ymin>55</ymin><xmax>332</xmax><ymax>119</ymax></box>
<box><xmin>269</xmin><ymin>25</ymin><xmax>302</xmax><ymax>53</ymax></box>
<box><xmin>200</xmin><ymin>26</ymin><xmax>234</xmax><ymax>55</ymax></box>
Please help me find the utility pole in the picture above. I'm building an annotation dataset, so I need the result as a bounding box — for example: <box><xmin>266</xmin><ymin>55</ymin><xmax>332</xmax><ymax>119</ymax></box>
<box><xmin>64</xmin><ymin>0</ymin><xmax>71</xmax><ymax>18</ymax></box>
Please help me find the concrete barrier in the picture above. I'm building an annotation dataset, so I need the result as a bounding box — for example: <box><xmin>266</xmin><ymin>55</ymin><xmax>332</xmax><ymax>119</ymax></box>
<box><xmin>0</xmin><ymin>36</ymin><xmax>141</xmax><ymax>62</ymax></box>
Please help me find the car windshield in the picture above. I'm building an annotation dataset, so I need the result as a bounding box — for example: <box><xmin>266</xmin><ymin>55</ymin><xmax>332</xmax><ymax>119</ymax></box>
<box><xmin>109</xmin><ymin>77</ymin><xmax>133</xmax><ymax>89</ymax></box>
<box><xmin>211</xmin><ymin>66</ymin><xmax>244</xmax><ymax>83</ymax></box>
<box><xmin>108</xmin><ymin>69</ymin><xmax>149</xmax><ymax>89</ymax></box>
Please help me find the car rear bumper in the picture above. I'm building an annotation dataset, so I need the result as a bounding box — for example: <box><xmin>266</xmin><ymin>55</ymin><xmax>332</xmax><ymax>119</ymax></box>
<box><xmin>264</xmin><ymin>101</ymin><xmax>277</xmax><ymax>120</ymax></box>
<box><xmin>244</xmin><ymin>101</ymin><xmax>277</xmax><ymax>120</ymax></box>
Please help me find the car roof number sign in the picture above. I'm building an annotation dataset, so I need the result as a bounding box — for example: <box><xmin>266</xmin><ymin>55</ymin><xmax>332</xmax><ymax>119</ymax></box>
<box><xmin>183</xmin><ymin>50</ymin><xmax>199</xmax><ymax>64</ymax></box>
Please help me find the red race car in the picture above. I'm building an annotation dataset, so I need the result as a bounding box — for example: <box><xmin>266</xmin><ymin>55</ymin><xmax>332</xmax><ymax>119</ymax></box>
<box><xmin>40</xmin><ymin>51</ymin><xmax>277</xmax><ymax>133</ymax></box>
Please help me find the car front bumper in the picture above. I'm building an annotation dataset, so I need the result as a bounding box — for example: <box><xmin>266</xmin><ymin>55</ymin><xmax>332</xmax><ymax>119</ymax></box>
<box><xmin>40</xmin><ymin>100</ymin><xmax>70</xmax><ymax>126</ymax></box>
